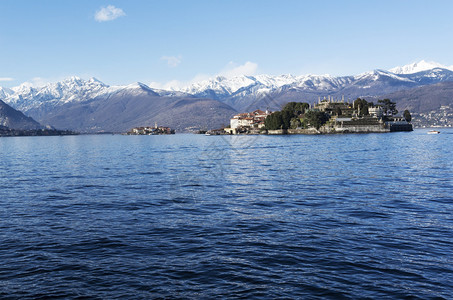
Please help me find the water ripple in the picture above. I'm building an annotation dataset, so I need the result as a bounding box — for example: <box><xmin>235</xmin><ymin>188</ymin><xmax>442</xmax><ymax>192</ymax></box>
<box><xmin>0</xmin><ymin>132</ymin><xmax>453</xmax><ymax>298</ymax></box>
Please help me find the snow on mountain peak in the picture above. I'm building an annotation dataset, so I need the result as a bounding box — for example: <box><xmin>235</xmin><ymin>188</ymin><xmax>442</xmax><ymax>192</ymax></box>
<box><xmin>389</xmin><ymin>60</ymin><xmax>449</xmax><ymax>74</ymax></box>
<box><xmin>4</xmin><ymin>76</ymin><xmax>112</xmax><ymax>111</ymax></box>
<box><xmin>88</xmin><ymin>77</ymin><xmax>105</xmax><ymax>84</ymax></box>
<box><xmin>0</xmin><ymin>86</ymin><xmax>14</xmax><ymax>98</ymax></box>
<box><xmin>68</xmin><ymin>75</ymin><xmax>82</xmax><ymax>81</ymax></box>
<box><xmin>179</xmin><ymin>75</ymin><xmax>257</xmax><ymax>95</ymax></box>
<box><xmin>123</xmin><ymin>82</ymin><xmax>155</xmax><ymax>92</ymax></box>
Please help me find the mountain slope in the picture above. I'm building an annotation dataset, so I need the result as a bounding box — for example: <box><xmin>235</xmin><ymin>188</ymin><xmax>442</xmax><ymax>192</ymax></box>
<box><xmin>0</xmin><ymin>100</ymin><xmax>43</xmax><ymax>130</ymax></box>
<box><xmin>382</xmin><ymin>81</ymin><xmax>453</xmax><ymax>113</ymax></box>
<box><xmin>38</xmin><ymin>85</ymin><xmax>236</xmax><ymax>132</ymax></box>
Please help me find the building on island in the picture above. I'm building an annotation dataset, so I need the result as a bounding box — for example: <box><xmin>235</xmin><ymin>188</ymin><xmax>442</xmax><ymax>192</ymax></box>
<box><xmin>368</xmin><ymin>106</ymin><xmax>384</xmax><ymax>118</ymax></box>
<box><xmin>129</xmin><ymin>122</ymin><xmax>175</xmax><ymax>135</ymax></box>
<box><xmin>313</xmin><ymin>96</ymin><xmax>356</xmax><ymax>116</ymax></box>
<box><xmin>224</xmin><ymin>109</ymin><xmax>272</xmax><ymax>134</ymax></box>
<box><xmin>312</xmin><ymin>97</ymin><xmax>412</xmax><ymax>133</ymax></box>
<box><xmin>225</xmin><ymin>96</ymin><xmax>412</xmax><ymax>134</ymax></box>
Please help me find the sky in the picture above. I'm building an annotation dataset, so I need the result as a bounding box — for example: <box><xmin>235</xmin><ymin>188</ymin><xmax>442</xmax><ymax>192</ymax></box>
<box><xmin>1</xmin><ymin>0</ymin><xmax>453</xmax><ymax>88</ymax></box>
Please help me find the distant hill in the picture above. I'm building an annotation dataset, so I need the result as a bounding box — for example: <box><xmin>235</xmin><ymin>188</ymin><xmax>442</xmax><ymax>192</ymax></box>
<box><xmin>381</xmin><ymin>81</ymin><xmax>453</xmax><ymax>113</ymax></box>
<box><xmin>0</xmin><ymin>100</ymin><xmax>42</xmax><ymax>130</ymax></box>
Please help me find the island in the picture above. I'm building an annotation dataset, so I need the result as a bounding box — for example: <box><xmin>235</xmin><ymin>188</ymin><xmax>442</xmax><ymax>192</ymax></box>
<box><xmin>223</xmin><ymin>98</ymin><xmax>412</xmax><ymax>134</ymax></box>
<box><xmin>127</xmin><ymin>123</ymin><xmax>175</xmax><ymax>135</ymax></box>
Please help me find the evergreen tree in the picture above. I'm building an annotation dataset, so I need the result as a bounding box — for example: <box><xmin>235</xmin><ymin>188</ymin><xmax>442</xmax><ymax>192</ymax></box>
<box><xmin>378</xmin><ymin>99</ymin><xmax>398</xmax><ymax>116</ymax></box>
<box><xmin>282</xmin><ymin>102</ymin><xmax>310</xmax><ymax>115</ymax></box>
<box><xmin>265</xmin><ymin>112</ymin><xmax>283</xmax><ymax>130</ymax></box>
<box><xmin>281</xmin><ymin>110</ymin><xmax>292</xmax><ymax>129</ymax></box>
<box><xmin>354</xmin><ymin>98</ymin><xmax>369</xmax><ymax>115</ymax></box>
<box><xmin>403</xmin><ymin>109</ymin><xmax>412</xmax><ymax>122</ymax></box>
<box><xmin>305</xmin><ymin>111</ymin><xmax>330</xmax><ymax>129</ymax></box>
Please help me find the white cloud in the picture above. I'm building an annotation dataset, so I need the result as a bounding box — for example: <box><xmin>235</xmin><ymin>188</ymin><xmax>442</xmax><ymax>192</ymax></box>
<box><xmin>19</xmin><ymin>76</ymin><xmax>74</xmax><ymax>88</ymax></box>
<box><xmin>150</xmin><ymin>74</ymin><xmax>210</xmax><ymax>90</ymax></box>
<box><xmin>219</xmin><ymin>61</ymin><xmax>258</xmax><ymax>78</ymax></box>
<box><xmin>0</xmin><ymin>77</ymin><xmax>14</xmax><ymax>82</ymax></box>
<box><xmin>161</xmin><ymin>55</ymin><xmax>182</xmax><ymax>68</ymax></box>
<box><xmin>149</xmin><ymin>61</ymin><xmax>258</xmax><ymax>90</ymax></box>
<box><xmin>95</xmin><ymin>5</ymin><xmax>126</xmax><ymax>22</ymax></box>
<box><xmin>29</xmin><ymin>77</ymin><xmax>52</xmax><ymax>87</ymax></box>
<box><xmin>149</xmin><ymin>79</ymin><xmax>183</xmax><ymax>90</ymax></box>
<box><xmin>18</xmin><ymin>77</ymin><xmax>54</xmax><ymax>88</ymax></box>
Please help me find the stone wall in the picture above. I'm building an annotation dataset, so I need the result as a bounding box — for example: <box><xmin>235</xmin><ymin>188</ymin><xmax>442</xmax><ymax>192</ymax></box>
<box><xmin>287</xmin><ymin>128</ymin><xmax>320</xmax><ymax>134</ymax></box>
<box><xmin>267</xmin><ymin>129</ymin><xmax>287</xmax><ymax>135</ymax></box>
<box><xmin>330</xmin><ymin>125</ymin><xmax>388</xmax><ymax>133</ymax></box>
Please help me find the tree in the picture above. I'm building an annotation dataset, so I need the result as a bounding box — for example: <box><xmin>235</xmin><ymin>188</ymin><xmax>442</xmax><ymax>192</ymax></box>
<box><xmin>290</xmin><ymin>117</ymin><xmax>301</xmax><ymax>129</ymax></box>
<box><xmin>282</xmin><ymin>102</ymin><xmax>310</xmax><ymax>115</ymax></box>
<box><xmin>403</xmin><ymin>109</ymin><xmax>412</xmax><ymax>122</ymax></box>
<box><xmin>265</xmin><ymin>112</ymin><xmax>283</xmax><ymax>130</ymax></box>
<box><xmin>281</xmin><ymin>110</ymin><xmax>292</xmax><ymax>129</ymax></box>
<box><xmin>378</xmin><ymin>99</ymin><xmax>398</xmax><ymax>116</ymax></box>
<box><xmin>353</xmin><ymin>98</ymin><xmax>369</xmax><ymax>116</ymax></box>
<box><xmin>305</xmin><ymin>111</ymin><xmax>330</xmax><ymax>129</ymax></box>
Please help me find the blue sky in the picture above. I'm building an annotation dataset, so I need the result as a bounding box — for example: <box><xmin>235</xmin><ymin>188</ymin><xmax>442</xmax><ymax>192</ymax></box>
<box><xmin>1</xmin><ymin>0</ymin><xmax>453</xmax><ymax>88</ymax></box>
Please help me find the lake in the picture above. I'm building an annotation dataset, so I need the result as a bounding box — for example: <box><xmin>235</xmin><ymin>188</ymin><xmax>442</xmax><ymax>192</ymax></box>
<box><xmin>1</xmin><ymin>129</ymin><xmax>452</xmax><ymax>298</ymax></box>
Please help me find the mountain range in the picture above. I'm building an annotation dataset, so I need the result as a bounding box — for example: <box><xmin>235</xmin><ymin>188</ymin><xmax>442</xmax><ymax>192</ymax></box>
<box><xmin>169</xmin><ymin>60</ymin><xmax>453</xmax><ymax>112</ymax></box>
<box><xmin>1</xmin><ymin>60</ymin><xmax>453</xmax><ymax>132</ymax></box>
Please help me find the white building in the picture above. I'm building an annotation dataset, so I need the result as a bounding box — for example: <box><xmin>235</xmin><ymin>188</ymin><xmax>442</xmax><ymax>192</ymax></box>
<box><xmin>225</xmin><ymin>109</ymin><xmax>272</xmax><ymax>134</ymax></box>
<box><xmin>369</xmin><ymin>106</ymin><xmax>384</xmax><ymax>117</ymax></box>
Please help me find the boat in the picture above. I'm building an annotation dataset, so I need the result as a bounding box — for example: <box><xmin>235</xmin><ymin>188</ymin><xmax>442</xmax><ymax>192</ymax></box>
<box><xmin>427</xmin><ymin>130</ymin><xmax>440</xmax><ymax>134</ymax></box>
<box><xmin>205</xmin><ymin>132</ymin><xmax>211</xmax><ymax>136</ymax></box>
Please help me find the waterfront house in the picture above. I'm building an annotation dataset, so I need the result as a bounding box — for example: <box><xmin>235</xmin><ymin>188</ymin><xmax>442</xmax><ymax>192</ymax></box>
<box><xmin>224</xmin><ymin>109</ymin><xmax>272</xmax><ymax>134</ymax></box>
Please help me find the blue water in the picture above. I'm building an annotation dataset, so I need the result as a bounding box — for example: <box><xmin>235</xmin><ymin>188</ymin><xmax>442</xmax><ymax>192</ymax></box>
<box><xmin>1</xmin><ymin>129</ymin><xmax>452</xmax><ymax>299</ymax></box>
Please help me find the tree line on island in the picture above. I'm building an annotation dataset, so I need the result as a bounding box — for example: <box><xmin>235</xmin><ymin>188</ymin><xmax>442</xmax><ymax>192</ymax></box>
<box><xmin>264</xmin><ymin>98</ymin><xmax>411</xmax><ymax>130</ymax></box>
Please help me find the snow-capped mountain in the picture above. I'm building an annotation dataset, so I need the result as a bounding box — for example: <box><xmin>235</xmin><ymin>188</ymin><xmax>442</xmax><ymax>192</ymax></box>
<box><xmin>166</xmin><ymin>73</ymin><xmax>359</xmax><ymax>110</ymax></box>
<box><xmin>0</xmin><ymin>86</ymin><xmax>14</xmax><ymax>99</ymax></box>
<box><xmin>389</xmin><ymin>60</ymin><xmax>453</xmax><ymax>74</ymax></box>
<box><xmin>174</xmin><ymin>62</ymin><xmax>453</xmax><ymax>99</ymax></box>
<box><xmin>0</xmin><ymin>78</ymin><xmax>236</xmax><ymax>132</ymax></box>
<box><xmin>161</xmin><ymin>61</ymin><xmax>453</xmax><ymax>110</ymax></box>
<box><xmin>174</xmin><ymin>73</ymin><xmax>354</xmax><ymax>99</ymax></box>
<box><xmin>4</xmin><ymin>76</ymin><xmax>112</xmax><ymax>113</ymax></box>
<box><xmin>1</xmin><ymin>60</ymin><xmax>453</xmax><ymax>131</ymax></box>
<box><xmin>2</xmin><ymin>60</ymin><xmax>452</xmax><ymax>113</ymax></box>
